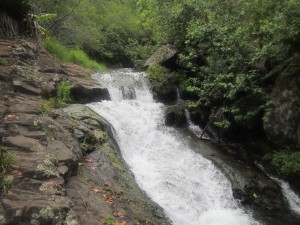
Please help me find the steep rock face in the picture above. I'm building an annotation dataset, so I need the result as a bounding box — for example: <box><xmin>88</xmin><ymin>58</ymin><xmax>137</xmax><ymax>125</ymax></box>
<box><xmin>264</xmin><ymin>54</ymin><xmax>300</xmax><ymax>149</ymax></box>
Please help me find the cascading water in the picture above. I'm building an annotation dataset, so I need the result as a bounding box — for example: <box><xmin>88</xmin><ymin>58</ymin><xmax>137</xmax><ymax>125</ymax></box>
<box><xmin>88</xmin><ymin>69</ymin><xmax>260</xmax><ymax>225</ymax></box>
<box><xmin>255</xmin><ymin>162</ymin><xmax>300</xmax><ymax>215</ymax></box>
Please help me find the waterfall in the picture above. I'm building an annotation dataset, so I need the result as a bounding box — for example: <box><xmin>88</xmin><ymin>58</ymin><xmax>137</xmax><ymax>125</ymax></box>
<box><xmin>255</xmin><ymin>162</ymin><xmax>300</xmax><ymax>215</ymax></box>
<box><xmin>88</xmin><ymin>69</ymin><xmax>260</xmax><ymax>225</ymax></box>
<box><xmin>185</xmin><ymin>109</ymin><xmax>210</xmax><ymax>139</ymax></box>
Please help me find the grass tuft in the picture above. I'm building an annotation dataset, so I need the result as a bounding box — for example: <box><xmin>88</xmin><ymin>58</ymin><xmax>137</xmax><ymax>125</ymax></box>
<box><xmin>43</xmin><ymin>37</ymin><xmax>106</xmax><ymax>71</ymax></box>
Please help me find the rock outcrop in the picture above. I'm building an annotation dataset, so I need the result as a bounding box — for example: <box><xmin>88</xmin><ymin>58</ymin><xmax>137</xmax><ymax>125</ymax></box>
<box><xmin>0</xmin><ymin>38</ymin><xmax>171</xmax><ymax>225</ymax></box>
<box><xmin>264</xmin><ymin>54</ymin><xmax>300</xmax><ymax>149</ymax></box>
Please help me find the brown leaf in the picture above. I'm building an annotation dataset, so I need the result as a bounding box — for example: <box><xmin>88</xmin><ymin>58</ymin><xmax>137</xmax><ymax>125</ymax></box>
<box><xmin>92</xmin><ymin>187</ymin><xmax>100</xmax><ymax>193</ymax></box>
<box><xmin>4</xmin><ymin>114</ymin><xmax>19</xmax><ymax>120</ymax></box>
<box><xmin>84</xmin><ymin>158</ymin><xmax>93</xmax><ymax>163</ymax></box>
<box><xmin>10</xmin><ymin>170</ymin><xmax>23</xmax><ymax>177</ymax></box>
<box><xmin>113</xmin><ymin>212</ymin><xmax>125</xmax><ymax>218</ymax></box>
<box><xmin>114</xmin><ymin>221</ymin><xmax>126</xmax><ymax>225</ymax></box>
<box><xmin>103</xmin><ymin>194</ymin><xmax>115</xmax><ymax>204</ymax></box>
<box><xmin>90</xmin><ymin>166</ymin><xmax>97</xmax><ymax>170</ymax></box>
<box><xmin>7</xmin><ymin>190</ymin><xmax>14</xmax><ymax>196</ymax></box>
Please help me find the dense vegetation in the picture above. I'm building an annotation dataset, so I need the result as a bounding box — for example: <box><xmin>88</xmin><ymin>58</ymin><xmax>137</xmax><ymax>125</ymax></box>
<box><xmin>136</xmin><ymin>0</ymin><xmax>300</xmax><ymax>177</ymax></box>
<box><xmin>30</xmin><ymin>0</ymin><xmax>144</xmax><ymax>67</ymax></box>
<box><xmin>140</xmin><ymin>0</ymin><xmax>300</xmax><ymax>130</ymax></box>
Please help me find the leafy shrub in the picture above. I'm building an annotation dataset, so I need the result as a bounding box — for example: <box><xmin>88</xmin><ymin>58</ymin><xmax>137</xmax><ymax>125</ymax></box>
<box><xmin>264</xmin><ymin>150</ymin><xmax>300</xmax><ymax>177</ymax></box>
<box><xmin>43</xmin><ymin>37</ymin><xmax>106</xmax><ymax>71</ymax></box>
<box><xmin>42</xmin><ymin>80</ymin><xmax>72</xmax><ymax>115</ymax></box>
<box><xmin>0</xmin><ymin>150</ymin><xmax>15</xmax><ymax>175</ymax></box>
<box><xmin>147</xmin><ymin>65</ymin><xmax>182</xmax><ymax>89</ymax></box>
<box><xmin>0</xmin><ymin>147</ymin><xmax>15</xmax><ymax>193</ymax></box>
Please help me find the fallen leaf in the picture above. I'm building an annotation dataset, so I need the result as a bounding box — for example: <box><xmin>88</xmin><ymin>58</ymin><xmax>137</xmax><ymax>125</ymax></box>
<box><xmin>113</xmin><ymin>212</ymin><xmax>125</xmax><ymax>218</ymax></box>
<box><xmin>92</xmin><ymin>187</ymin><xmax>100</xmax><ymax>193</ymax></box>
<box><xmin>4</xmin><ymin>114</ymin><xmax>19</xmax><ymax>120</ymax></box>
<box><xmin>84</xmin><ymin>158</ymin><xmax>93</xmax><ymax>163</ymax></box>
<box><xmin>103</xmin><ymin>194</ymin><xmax>115</xmax><ymax>204</ymax></box>
<box><xmin>104</xmin><ymin>181</ymin><xmax>110</xmax><ymax>187</ymax></box>
<box><xmin>114</xmin><ymin>221</ymin><xmax>126</xmax><ymax>225</ymax></box>
<box><xmin>10</xmin><ymin>170</ymin><xmax>23</xmax><ymax>177</ymax></box>
<box><xmin>90</xmin><ymin>166</ymin><xmax>97</xmax><ymax>170</ymax></box>
<box><xmin>134</xmin><ymin>221</ymin><xmax>141</xmax><ymax>225</ymax></box>
<box><xmin>7</xmin><ymin>190</ymin><xmax>14</xmax><ymax>196</ymax></box>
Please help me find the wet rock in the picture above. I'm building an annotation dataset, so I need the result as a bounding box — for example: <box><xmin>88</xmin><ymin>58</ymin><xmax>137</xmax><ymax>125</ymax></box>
<box><xmin>71</xmin><ymin>84</ymin><xmax>110</xmax><ymax>103</ymax></box>
<box><xmin>152</xmin><ymin>86</ymin><xmax>177</xmax><ymax>104</ymax></box>
<box><xmin>165</xmin><ymin>104</ymin><xmax>187</xmax><ymax>127</ymax></box>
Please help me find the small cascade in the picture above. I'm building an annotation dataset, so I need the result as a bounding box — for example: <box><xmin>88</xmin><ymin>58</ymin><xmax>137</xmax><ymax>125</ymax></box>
<box><xmin>255</xmin><ymin>162</ymin><xmax>300</xmax><ymax>215</ymax></box>
<box><xmin>121</xmin><ymin>86</ymin><xmax>136</xmax><ymax>99</ymax></box>
<box><xmin>185</xmin><ymin>109</ymin><xmax>210</xmax><ymax>139</ymax></box>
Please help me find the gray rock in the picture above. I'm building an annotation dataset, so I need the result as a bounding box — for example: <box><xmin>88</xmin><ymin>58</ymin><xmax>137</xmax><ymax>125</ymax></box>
<box><xmin>71</xmin><ymin>84</ymin><xmax>110</xmax><ymax>103</ymax></box>
<box><xmin>145</xmin><ymin>44</ymin><xmax>178</xmax><ymax>67</ymax></box>
<box><xmin>13</xmin><ymin>78</ymin><xmax>41</xmax><ymax>96</ymax></box>
<box><xmin>264</xmin><ymin>54</ymin><xmax>300</xmax><ymax>149</ymax></box>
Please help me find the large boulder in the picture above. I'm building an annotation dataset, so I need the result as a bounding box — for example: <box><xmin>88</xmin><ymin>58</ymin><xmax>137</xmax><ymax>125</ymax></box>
<box><xmin>145</xmin><ymin>44</ymin><xmax>178</xmax><ymax>68</ymax></box>
<box><xmin>264</xmin><ymin>54</ymin><xmax>300</xmax><ymax>149</ymax></box>
<box><xmin>70</xmin><ymin>84</ymin><xmax>110</xmax><ymax>103</ymax></box>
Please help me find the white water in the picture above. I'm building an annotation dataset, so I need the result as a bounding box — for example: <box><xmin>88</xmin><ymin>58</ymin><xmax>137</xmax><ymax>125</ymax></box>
<box><xmin>88</xmin><ymin>69</ymin><xmax>260</xmax><ymax>225</ymax></box>
<box><xmin>255</xmin><ymin>163</ymin><xmax>300</xmax><ymax>215</ymax></box>
<box><xmin>185</xmin><ymin>109</ymin><xmax>210</xmax><ymax>140</ymax></box>
<box><xmin>273</xmin><ymin>177</ymin><xmax>300</xmax><ymax>215</ymax></box>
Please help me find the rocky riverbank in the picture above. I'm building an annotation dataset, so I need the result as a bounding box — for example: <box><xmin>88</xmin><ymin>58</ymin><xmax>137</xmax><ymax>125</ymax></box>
<box><xmin>0</xmin><ymin>38</ymin><xmax>170</xmax><ymax>225</ymax></box>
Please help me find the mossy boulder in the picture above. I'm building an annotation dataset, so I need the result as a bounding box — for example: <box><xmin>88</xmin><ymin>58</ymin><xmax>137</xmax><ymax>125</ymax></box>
<box><xmin>147</xmin><ymin>65</ymin><xmax>181</xmax><ymax>104</ymax></box>
<box><xmin>165</xmin><ymin>103</ymin><xmax>187</xmax><ymax>127</ymax></box>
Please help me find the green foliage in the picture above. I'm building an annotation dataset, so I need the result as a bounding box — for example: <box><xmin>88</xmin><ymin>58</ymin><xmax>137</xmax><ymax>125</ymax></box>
<box><xmin>42</xmin><ymin>80</ymin><xmax>72</xmax><ymax>114</ymax></box>
<box><xmin>34</xmin><ymin>14</ymin><xmax>57</xmax><ymax>22</ymax></box>
<box><xmin>265</xmin><ymin>150</ymin><xmax>300</xmax><ymax>177</ymax></box>
<box><xmin>138</xmin><ymin>0</ymin><xmax>300</xmax><ymax>133</ymax></box>
<box><xmin>101</xmin><ymin>215</ymin><xmax>116</xmax><ymax>225</ymax></box>
<box><xmin>43</xmin><ymin>37</ymin><xmax>106</xmax><ymax>71</ymax></box>
<box><xmin>147</xmin><ymin>65</ymin><xmax>182</xmax><ymax>91</ymax></box>
<box><xmin>125</xmin><ymin>38</ymin><xmax>154</xmax><ymax>68</ymax></box>
<box><xmin>0</xmin><ymin>150</ymin><xmax>15</xmax><ymax>175</ymax></box>
<box><xmin>32</xmin><ymin>0</ymin><xmax>144</xmax><ymax>66</ymax></box>
<box><xmin>0</xmin><ymin>147</ymin><xmax>15</xmax><ymax>193</ymax></box>
<box><xmin>57</xmin><ymin>80</ymin><xmax>71</xmax><ymax>106</ymax></box>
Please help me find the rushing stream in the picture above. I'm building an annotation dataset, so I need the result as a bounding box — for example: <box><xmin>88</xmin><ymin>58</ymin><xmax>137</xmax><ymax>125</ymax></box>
<box><xmin>88</xmin><ymin>69</ymin><xmax>262</xmax><ymax>225</ymax></box>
